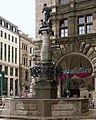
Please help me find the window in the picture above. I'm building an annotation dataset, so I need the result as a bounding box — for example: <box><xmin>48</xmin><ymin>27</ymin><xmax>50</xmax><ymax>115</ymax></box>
<box><xmin>8</xmin><ymin>34</ymin><xmax>10</xmax><ymax>40</ymax></box>
<box><xmin>60</xmin><ymin>19</ymin><xmax>68</xmax><ymax>37</ymax></box>
<box><xmin>24</xmin><ymin>58</ymin><xmax>26</xmax><ymax>66</ymax></box>
<box><xmin>0</xmin><ymin>42</ymin><xmax>3</xmax><ymax>60</ymax></box>
<box><xmin>78</xmin><ymin>15</ymin><xmax>93</xmax><ymax>35</ymax></box>
<box><xmin>15</xmin><ymin>79</ymin><xmax>18</xmax><ymax>96</ymax></box>
<box><xmin>1</xmin><ymin>20</ymin><xmax>5</xmax><ymax>26</ymax></box>
<box><xmin>87</xmin><ymin>15</ymin><xmax>93</xmax><ymax>23</ymax></box>
<box><xmin>22</xmin><ymin>44</ymin><xmax>27</xmax><ymax>50</ymax></box>
<box><xmin>79</xmin><ymin>26</ymin><xmax>85</xmax><ymax>35</ymax></box>
<box><xmin>79</xmin><ymin>16</ymin><xmax>85</xmax><ymax>24</ymax></box>
<box><xmin>15</xmin><ymin>37</ymin><xmax>17</xmax><ymax>44</ymax></box>
<box><xmin>8</xmin><ymin>24</ymin><xmax>11</xmax><ymax>29</ymax></box>
<box><xmin>6</xmin><ymin>23</ymin><xmax>10</xmax><ymax>29</ymax></box>
<box><xmin>30</xmin><ymin>47</ymin><xmax>32</xmax><ymax>54</ymax></box>
<box><xmin>26</xmin><ymin>58</ymin><xmax>28</xmax><ymax>67</ymax></box>
<box><xmin>61</xmin><ymin>29</ymin><xmax>68</xmax><ymax>37</ymax></box>
<box><xmin>87</xmin><ymin>25</ymin><xmax>93</xmax><ymax>33</ymax></box>
<box><xmin>10</xmin><ymin>67</ymin><xmax>13</xmax><ymax>76</ymax></box>
<box><xmin>12</xmin><ymin>47</ymin><xmax>14</xmax><ymax>63</ymax></box>
<box><xmin>0</xmin><ymin>31</ymin><xmax>3</xmax><ymax>37</ymax></box>
<box><xmin>15</xmin><ymin>48</ymin><xmax>17</xmax><ymax>64</ymax></box>
<box><xmin>4</xmin><ymin>33</ymin><xmax>7</xmax><ymax>39</ymax></box>
<box><xmin>13</xmin><ymin>27</ymin><xmax>16</xmax><ymax>32</ymax></box>
<box><xmin>24</xmin><ymin>45</ymin><xmax>26</xmax><ymax>50</ymax></box>
<box><xmin>15</xmin><ymin>68</ymin><xmax>18</xmax><ymax>77</ymax></box>
<box><xmin>60</xmin><ymin>19</ymin><xmax>68</xmax><ymax>27</ymax></box>
<box><xmin>26</xmin><ymin>45</ymin><xmax>27</xmax><ymax>51</ymax></box>
<box><xmin>4</xmin><ymin>44</ymin><xmax>7</xmax><ymax>61</ymax></box>
<box><xmin>30</xmin><ymin>60</ymin><xmax>31</xmax><ymax>66</ymax></box>
<box><xmin>12</xmin><ymin>36</ymin><xmax>14</xmax><ymax>42</ymax></box>
<box><xmin>8</xmin><ymin>45</ymin><xmax>10</xmax><ymax>62</ymax></box>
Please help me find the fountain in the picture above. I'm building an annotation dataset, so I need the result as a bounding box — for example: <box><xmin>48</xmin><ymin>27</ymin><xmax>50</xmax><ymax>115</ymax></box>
<box><xmin>30</xmin><ymin>3</ymin><xmax>57</xmax><ymax>99</ymax></box>
<box><xmin>3</xmin><ymin>3</ymin><xmax>89</xmax><ymax>119</ymax></box>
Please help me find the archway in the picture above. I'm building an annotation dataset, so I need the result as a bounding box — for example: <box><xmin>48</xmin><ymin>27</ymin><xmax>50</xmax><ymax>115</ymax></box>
<box><xmin>56</xmin><ymin>52</ymin><xmax>94</xmax><ymax>98</ymax></box>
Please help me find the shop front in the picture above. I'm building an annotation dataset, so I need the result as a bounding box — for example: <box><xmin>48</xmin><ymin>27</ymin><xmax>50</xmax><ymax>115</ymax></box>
<box><xmin>56</xmin><ymin>52</ymin><xmax>94</xmax><ymax>98</ymax></box>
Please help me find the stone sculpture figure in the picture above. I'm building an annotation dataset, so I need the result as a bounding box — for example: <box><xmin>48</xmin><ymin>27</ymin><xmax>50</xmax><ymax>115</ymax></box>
<box><xmin>42</xmin><ymin>3</ymin><xmax>52</xmax><ymax>23</ymax></box>
<box><xmin>39</xmin><ymin>3</ymin><xmax>54</xmax><ymax>35</ymax></box>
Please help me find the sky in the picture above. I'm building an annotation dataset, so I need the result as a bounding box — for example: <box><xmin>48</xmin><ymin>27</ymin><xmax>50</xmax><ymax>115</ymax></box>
<box><xmin>0</xmin><ymin>0</ymin><xmax>35</xmax><ymax>39</ymax></box>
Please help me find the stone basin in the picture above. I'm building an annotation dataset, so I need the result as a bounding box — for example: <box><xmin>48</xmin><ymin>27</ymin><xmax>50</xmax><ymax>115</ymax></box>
<box><xmin>4</xmin><ymin>97</ymin><xmax>89</xmax><ymax>118</ymax></box>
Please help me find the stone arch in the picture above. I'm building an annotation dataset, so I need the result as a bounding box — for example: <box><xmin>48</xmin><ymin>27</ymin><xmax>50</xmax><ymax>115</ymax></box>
<box><xmin>55</xmin><ymin>52</ymin><xmax>94</xmax><ymax>72</ymax></box>
<box><xmin>52</xmin><ymin>41</ymin><xmax>96</xmax><ymax>73</ymax></box>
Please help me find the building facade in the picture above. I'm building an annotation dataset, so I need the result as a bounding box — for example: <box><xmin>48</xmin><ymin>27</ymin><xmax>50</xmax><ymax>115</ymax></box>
<box><xmin>0</xmin><ymin>16</ymin><xmax>19</xmax><ymax>96</ymax></box>
<box><xmin>36</xmin><ymin>0</ymin><xmax>96</xmax><ymax>98</ymax></box>
<box><xmin>19</xmin><ymin>30</ymin><xmax>35</xmax><ymax>94</ymax></box>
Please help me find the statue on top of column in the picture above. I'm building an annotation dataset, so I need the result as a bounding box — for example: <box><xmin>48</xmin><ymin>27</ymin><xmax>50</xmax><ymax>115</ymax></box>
<box><xmin>39</xmin><ymin>3</ymin><xmax>54</xmax><ymax>35</ymax></box>
<box><xmin>42</xmin><ymin>3</ymin><xmax>52</xmax><ymax>23</ymax></box>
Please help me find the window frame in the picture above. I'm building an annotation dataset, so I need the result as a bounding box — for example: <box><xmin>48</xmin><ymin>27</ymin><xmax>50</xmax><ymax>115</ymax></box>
<box><xmin>78</xmin><ymin>14</ymin><xmax>93</xmax><ymax>35</ymax></box>
<box><xmin>60</xmin><ymin>19</ymin><xmax>68</xmax><ymax>37</ymax></box>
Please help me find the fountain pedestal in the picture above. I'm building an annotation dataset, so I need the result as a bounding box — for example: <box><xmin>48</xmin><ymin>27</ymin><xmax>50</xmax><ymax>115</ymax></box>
<box><xmin>36</xmin><ymin>80</ymin><xmax>57</xmax><ymax>99</ymax></box>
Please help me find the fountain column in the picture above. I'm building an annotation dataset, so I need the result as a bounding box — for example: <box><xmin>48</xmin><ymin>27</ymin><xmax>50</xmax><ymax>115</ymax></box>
<box><xmin>35</xmin><ymin>3</ymin><xmax>57</xmax><ymax>99</ymax></box>
<box><xmin>41</xmin><ymin>30</ymin><xmax>52</xmax><ymax>64</ymax></box>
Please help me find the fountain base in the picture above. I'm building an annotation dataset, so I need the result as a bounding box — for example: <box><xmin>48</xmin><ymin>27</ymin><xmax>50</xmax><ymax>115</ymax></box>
<box><xmin>36</xmin><ymin>80</ymin><xmax>57</xmax><ymax>99</ymax></box>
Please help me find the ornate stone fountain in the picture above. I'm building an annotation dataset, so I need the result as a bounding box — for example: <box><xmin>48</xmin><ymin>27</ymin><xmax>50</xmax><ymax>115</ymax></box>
<box><xmin>30</xmin><ymin>3</ymin><xmax>57</xmax><ymax>99</ymax></box>
<box><xmin>4</xmin><ymin>4</ymin><xmax>89</xmax><ymax>119</ymax></box>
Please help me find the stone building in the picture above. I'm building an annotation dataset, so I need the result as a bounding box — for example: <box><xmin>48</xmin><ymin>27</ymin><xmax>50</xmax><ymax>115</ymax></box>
<box><xmin>35</xmin><ymin>0</ymin><xmax>96</xmax><ymax>100</ymax></box>
<box><xmin>0</xmin><ymin>16</ymin><xmax>20</xmax><ymax>96</ymax></box>
<box><xmin>19</xmin><ymin>30</ymin><xmax>36</xmax><ymax>94</ymax></box>
<box><xmin>0</xmin><ymin>16</ymin><xmax>36</xmax><ymax>97</ymax></box>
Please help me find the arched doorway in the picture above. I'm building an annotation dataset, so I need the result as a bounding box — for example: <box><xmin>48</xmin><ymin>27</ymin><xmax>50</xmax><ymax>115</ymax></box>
<box><xmin>56</xmin><ymin>52</ymin><xmax>94</xmax><ymax>98</ymax></box>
